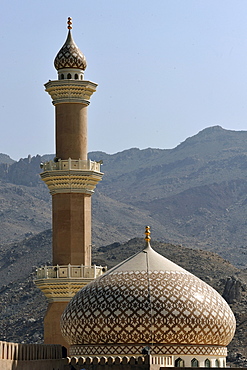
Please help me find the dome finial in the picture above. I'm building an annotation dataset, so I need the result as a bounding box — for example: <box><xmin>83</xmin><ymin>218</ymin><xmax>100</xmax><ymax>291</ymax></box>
<box><xmin>67</xmin><ymin>17</ymin><xmax>72</xmax><ymax>30</ymax></box>
<box><xmin>145</xmin><ymin>226</ymin><xmax>151</xmax><ymax>245</ymax></box>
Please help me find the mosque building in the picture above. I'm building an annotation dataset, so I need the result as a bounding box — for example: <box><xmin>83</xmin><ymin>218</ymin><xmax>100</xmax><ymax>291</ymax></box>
<box><xmin>0</xmin><ymin>18</ymin><xmax>238</xmax><ymax>370</ymax></box>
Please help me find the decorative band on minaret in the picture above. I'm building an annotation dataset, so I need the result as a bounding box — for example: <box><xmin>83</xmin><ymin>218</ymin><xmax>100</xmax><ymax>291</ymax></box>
<box><xmin>35</xmin><ymin>18</ymin><xmax>105</xmax><ymax>348</ymax></box>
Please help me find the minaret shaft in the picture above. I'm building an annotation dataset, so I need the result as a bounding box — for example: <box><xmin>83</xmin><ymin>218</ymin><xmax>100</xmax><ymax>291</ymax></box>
<box><xmin>52</xmin><ymin>193</ymin><xmax>91</xmax><ymax>265</ymax></box>
<box><xmin>35</xmin><ymin>18</ymin><xmax>104</xmax><ymax>349</ymax></box>
<box><xmin>56</xmin><ymin>103</ymin><xmax>88</xmax><ymax>160</ymax></box>
<box><xmin>44</xmin><ymin>302</ymin><xmax>69</xmax><ymax>348</ymax></box>
<box><xmin>53</xmin><ymin>101</ymin><xmax>91</xmax><ymax>266</ymax></box>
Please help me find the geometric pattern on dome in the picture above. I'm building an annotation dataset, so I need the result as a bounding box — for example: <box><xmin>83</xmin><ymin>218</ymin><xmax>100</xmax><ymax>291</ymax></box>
<box><xmin>54</xmin><ymin>30</ymin><xmax>87</xmax><ymax>71</ymax></box>
<box><xmin>70</xmin><ymin>344</ymin><xmax>227</xmax><ymax>357</ymax></box>
<box><xmin>61</xmin><ymin>270</ymin><xmax>236</xmax><ymax>347</ymax></box>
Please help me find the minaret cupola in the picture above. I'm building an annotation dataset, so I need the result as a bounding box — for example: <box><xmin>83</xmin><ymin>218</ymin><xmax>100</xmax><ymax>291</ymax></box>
<box><xmin>54</xmin><ymin>17</ymin><xmax>87</xmax><ymax>81</ymax></box>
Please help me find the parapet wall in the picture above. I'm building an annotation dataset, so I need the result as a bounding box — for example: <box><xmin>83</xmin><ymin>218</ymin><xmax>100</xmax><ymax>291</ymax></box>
<box><xmin>0</xmin><ymin>343</ymin><xmax>155</xmax><ymax>370</ymax></box>
<box><xmin>0</xmin><ymin>340</ymin><xmax>63</xmax><ymax>361</ymax></box>
<box><xmin>0</xmin><ymin>340</ymin><xmax>65</xmax><ymax>370</ymax></box>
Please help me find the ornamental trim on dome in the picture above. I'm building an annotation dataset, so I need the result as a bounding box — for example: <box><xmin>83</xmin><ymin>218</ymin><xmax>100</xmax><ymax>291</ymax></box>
<box><xmin>70</xmin><ymin>343</ymin><xmax>228</xmax><ymax>357</ymax></box>
<box><xmin>54</xmin><ymin>17</ymin><xmax>87</xmax><ymax>71</ymax></box>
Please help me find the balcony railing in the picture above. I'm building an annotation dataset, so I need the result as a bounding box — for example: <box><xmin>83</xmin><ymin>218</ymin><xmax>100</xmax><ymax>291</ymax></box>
<box><xmin>36</xmin><ymin>264</ymin><xmax>106</xmax><ymax>280</ymax></box>
<box><xmin>41</xmin><ymin>158</ymin><xmax>102</xmax><ymax>172</ymax></box>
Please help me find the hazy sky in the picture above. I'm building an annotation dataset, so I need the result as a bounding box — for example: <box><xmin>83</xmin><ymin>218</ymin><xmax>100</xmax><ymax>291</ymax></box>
<box><xmin>1</xmin><ymin>0</ymin><xmax>247</xmax><ymax>160</ymax></box>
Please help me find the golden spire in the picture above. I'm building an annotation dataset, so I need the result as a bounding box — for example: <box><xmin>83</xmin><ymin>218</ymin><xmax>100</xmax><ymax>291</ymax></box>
<box><xmin>145</xmin><ymin>226</ymin><xmax>151</xmax><ymax>244</ymax></box>
<box><xmin>67</xmin><ymin>17</ymin><xmax>72</xmax><ymax>30</ymax></box>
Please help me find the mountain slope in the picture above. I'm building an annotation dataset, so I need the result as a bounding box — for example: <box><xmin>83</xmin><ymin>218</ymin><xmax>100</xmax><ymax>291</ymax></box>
<box><xmin>1</xmin><ymin>126</ymin><xmax>247</xmax><ymax>267</ymax></box>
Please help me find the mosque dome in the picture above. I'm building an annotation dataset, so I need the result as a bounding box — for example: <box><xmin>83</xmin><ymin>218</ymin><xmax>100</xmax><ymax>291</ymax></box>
<box><xmin>61</xmin><ymin>228</ymin><xmax>236</xmax><ymax>358</ymax></box>
<box><xmin>54</xmin><ymin>17</ymin><xmax>87</xmax><ymax>71</ymax></box>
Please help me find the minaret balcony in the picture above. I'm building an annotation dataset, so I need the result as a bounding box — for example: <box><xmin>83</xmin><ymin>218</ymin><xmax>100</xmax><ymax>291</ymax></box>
<box><xmin>44</xmin><ymin>80</ymin><xmax>97</xmax><ymax>105</ymax></box>
<box><xmin>36</xmin><ymin>263</ymin><xmax>106</xmax><ymax>279</ymax></box>
<box><xmin>41</xmin><ymin>158</ymin><xmax>102</xmax><ymax>172</ymax></box>
<box><xmin>40</xmin><ymin>159</ymin><xmax>103</xmax><ymax>195</ymax></box>
<box><xmin>34</xmin><ymin>264</ymin><xmax>106</xmax><ymax>302</ymax></box>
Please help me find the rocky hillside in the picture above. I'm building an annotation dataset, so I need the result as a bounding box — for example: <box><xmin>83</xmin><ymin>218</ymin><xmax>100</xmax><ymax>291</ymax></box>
<box><xmin>1</xmin><ymin>126</ymin><xmax>247</xmax><ymax>267</ymax></box>
<box><xmin>0</xmin><ymin>231</ymin><xmax>246</xmax><ymax>366</ymax></box>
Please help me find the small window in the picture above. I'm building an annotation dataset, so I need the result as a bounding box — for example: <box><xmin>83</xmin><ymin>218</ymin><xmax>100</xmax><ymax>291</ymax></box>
<box><xmin>175</xmin><ymin>358</ymin><xmax>184</xmax><ymax>367</ymax></box>
<box><xmin>191</xmin><ymin>358</ymin><xmax>199</xmax><ymax>367</ymax></box>
<box><xmin>75</xmin><ymin>74</ymin><xmax>78</xmax><ymax>79</ymax></box>
<box><xmin>205</xmin><ymin>359</ymin><xmax>211</xmax><ymax>368</ymax></box>
<box><xmin>67</xmin><ymin>73</ymin><xmax>72</xmax><ymax>79</ymax></box>
<box><xmin>215</xmin><ymin>359</ymin><xmax>220</xmax><ymax>368</ymax></box>
<box><xmin>61</xmin><ymin>74</ymin><xmax>64</xmax><ymax>80</ymax></box>
<box><xmin>80</xmin><ymin>75</ymin><xmax>83</xmax><ymax>80</ymax></box>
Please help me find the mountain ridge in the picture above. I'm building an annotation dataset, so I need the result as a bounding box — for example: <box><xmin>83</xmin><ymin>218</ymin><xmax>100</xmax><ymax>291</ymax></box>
<box><xmin>1</xmin><ymin>126</ymin><xmax>247</xmax><ymax>267</ymax></box>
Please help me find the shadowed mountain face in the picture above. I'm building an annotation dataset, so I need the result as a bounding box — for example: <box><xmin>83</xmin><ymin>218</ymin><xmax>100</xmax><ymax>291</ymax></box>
<box><xmin>1</xmin><ymin>126</ymin><xmax>247</xmax><ymax>267</ymax></box>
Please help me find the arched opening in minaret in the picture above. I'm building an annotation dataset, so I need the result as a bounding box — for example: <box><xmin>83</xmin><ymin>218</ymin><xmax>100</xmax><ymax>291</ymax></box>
<box><xmin>67</xmin><ymin>73</ymin><xmax>72</xmax><ymax>79</ymax></box>
<box><xmin>75</xmin><ymin>74</ymin><xmax>78</xmax><ymax>79</ymax></box>
<box><xmin>61</xmin><ymin>74</ymin><xmax>64</xmax><ymax>80</ymax></box>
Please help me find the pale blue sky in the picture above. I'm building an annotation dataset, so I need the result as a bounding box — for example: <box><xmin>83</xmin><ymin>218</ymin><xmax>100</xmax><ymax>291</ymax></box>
<box><xmin>1</xmin><ymin>0</ymin><xmax>247</xmax><ymax>160</ymax></box>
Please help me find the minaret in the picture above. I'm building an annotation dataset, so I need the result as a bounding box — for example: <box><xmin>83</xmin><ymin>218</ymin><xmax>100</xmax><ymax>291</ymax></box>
<box><xmin>35</xmin><ymin>18</ymin><xmax>104</xmax><ymax>348</ymax></box>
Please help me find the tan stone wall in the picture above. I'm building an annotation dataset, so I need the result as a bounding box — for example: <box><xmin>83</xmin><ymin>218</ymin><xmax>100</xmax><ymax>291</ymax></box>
<box><xmin>1</xmin><ymin>358</ymin><xmax>65</xmax><ymax>370</ymax></box>
<box><xmin>52</xmin><ymin>193</ymin><xmax>91</xmax><ymax>265</ymax></box>
<box><xmin>0</xmin><ymin>341</ymin><xmax>64</xmax><ymax>370</ymax></box>
<box><xmin>44</xmin><ymin>302</ymin><xmax>69</xmax><ymax>349</ymax></box>
<box><xmin>56</xmin><ymin>103</ymin><xmax>88</xmax><ymax>160</ymax></box>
